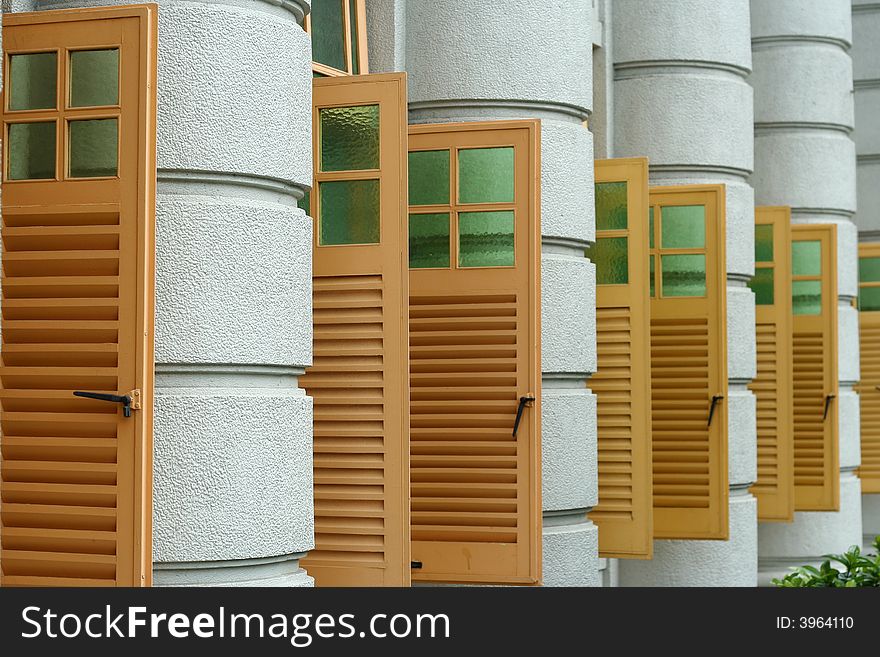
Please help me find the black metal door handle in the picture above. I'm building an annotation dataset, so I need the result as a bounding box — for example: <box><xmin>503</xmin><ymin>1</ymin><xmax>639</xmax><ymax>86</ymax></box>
<box><xmin>513</xmin><ymin>395</ymin><xmax>536</xmax><ymax>438</ymax></box>
<box><xmin>73</xmin><ymin>391</ymin><xmax>132</xmax><ymax>417</ymax></box>
<box><xmin>707</xmin><ymin>395</ymin><xmax>724</xmax><ymax>428</ymax></box>
<box><xmin>823</xmin><ymin>394</ymin><xmax>836</xmax><ymax>421</ymax></box>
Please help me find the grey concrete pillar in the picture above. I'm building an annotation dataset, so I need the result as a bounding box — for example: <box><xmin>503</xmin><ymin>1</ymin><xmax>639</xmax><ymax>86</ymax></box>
<box><xmin>397</xmin><ymin>0</ymin><xmax>599</xmax><ymax>586</ymax></box>
<box><xmin>852</xmin><ymin>0</ymin><xmax>880</xmax><ymax>551</ymax></box>
<box><xmin>750</xmin><ymin>0</ymin><xmax>862</xmax><ymax>585</ymax></box>
<box><xmin>34</xmin><ymin>0</ymin><xmax>316</xmax><ymax>586</ymax></box>
<box><xmin>612</xmin><ymin>0</ymin><xmax>758</xmax><ymax>587</ymax></box>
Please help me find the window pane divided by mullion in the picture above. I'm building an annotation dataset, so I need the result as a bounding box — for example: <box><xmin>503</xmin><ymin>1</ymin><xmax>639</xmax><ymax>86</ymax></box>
<box><xmin>315</xmin><ymin>170</ymin><xmax>380</xmax><ymax>181</ymax></box>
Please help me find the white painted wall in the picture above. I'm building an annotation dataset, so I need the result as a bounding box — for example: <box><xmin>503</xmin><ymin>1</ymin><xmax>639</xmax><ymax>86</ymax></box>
<box><xmin>610</xmin><ymin>0</ymin><xmax>758</xmax><ymax>587</ymax></box>
<box><xmin>751</xmin><ymin>0</ymin><xmax>862</xmax><ymax>585</ymax></box>
<box><xmin>369</xmin><ymin>0</ymin><xmax>601</xmax><ymax>586</ymax></box>
<box><xmin>852</xmin><ymin>0</ymin><xmax>880</xmax><ymax>550</ymax></box>
<box><xmin>31</xmin><ymin>0</ymin><xmax>317</xmax><ymax>586</ymax></box>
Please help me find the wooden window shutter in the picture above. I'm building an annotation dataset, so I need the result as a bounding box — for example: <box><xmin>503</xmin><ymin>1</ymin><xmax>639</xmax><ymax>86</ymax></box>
<box><xmin>300</xmin><ymin>74</ymin><xmax>410</xmax><ymax>586</ymax></box>
<box><xmin>649</xmin><ymin>185</ymin><xmax>728</xmax><ymax>539</ymax></box>
<box><xmin>0</xmin><ymin>6</ymin><xmax>157</xmax><ymax>586</ymax></box>
<box><xmin>748</xmin><ymin>207</ymin><xmax>794</xmax><ymax>521</ymax></box>
<box><xmin>407</xmin><ymin>121</ymin><xmax>541</xmax><ymax>584</ymax></box>
<box><xmin>790</xmin><ymin>224</ymin><xmax>839</xmax><ymax>510</ymax></box>
<box><xmin>305</xmin><ymin>0</ymin><xmax>369</xmax><ymax>77</ymax></box>
<box><xmin>857</xmin><ymin>242</ymin><xmax>880</xmax><ymax>493</ymax></box>
<box><xmin>588</xmin><ymin>157</ymin><xmax>653</xmax><ymax>558</ymax></box>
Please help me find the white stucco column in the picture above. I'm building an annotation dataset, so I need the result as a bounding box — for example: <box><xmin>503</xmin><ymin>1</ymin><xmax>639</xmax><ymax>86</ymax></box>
<box><xmin>750</xmin><ymin>0</ymin><xmax>862</xmax><ymax>585</ymax></box>
<box><xmin>376</xmin><ymin>0</ymin><xmax>599</xmax><ymax>586</ymax></box>
<box><xmin>852</xmin><ymin>0</ymin><xmax>880</xmax><ymax>552</ymax></box>
<box><xmin>33</xmin><ymin>0</ymin><xmax>316</xmax><ymax>586</ymax></box>
<box><xmin>612</xmin><ymin>0</ymin><xmax>759</xmax><ymax>587</ymax></box>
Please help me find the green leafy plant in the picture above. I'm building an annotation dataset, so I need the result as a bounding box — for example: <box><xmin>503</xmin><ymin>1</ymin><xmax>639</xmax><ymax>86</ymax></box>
<box><xmin>773</xmin><ymin>536</ymin><xmax>880</xmax><ymax>587</ymax></box>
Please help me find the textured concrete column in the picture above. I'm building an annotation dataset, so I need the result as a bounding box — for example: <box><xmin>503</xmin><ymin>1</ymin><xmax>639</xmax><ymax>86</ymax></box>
<box><xmin>398</xmin><ymin>0</ymin><xmax>599</xmax><ymax>586</ymax></box>
<box><xmin>612</xmin><ymin>0</ymin><xmax>758</xmax><ymax>587</ymax></box>
<box><xmin>34</xmin><ymin>0</ymin><xmax>316</xmax><ymax>586</ymax></box>
<box><xmin>852</xmin><ymin>0</ymin><xmax>880</xmax><ymax>551</ymax></box>
<box><xmin>750</xmin><ymin>0</ymin><xmax>862</xmax><ymax>585</ymax></box>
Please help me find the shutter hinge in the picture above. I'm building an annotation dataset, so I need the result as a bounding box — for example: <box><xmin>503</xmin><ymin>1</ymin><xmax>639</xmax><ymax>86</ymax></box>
<box><xmin>128</xmin><ymin>389</ymin><xmax>142</xmax><ymax>411</ymax></box>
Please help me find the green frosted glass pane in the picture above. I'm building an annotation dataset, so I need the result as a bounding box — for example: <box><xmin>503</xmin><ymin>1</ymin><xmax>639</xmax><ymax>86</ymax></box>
<box><xmin>859</xmin><ymin>286</ymin><xmax>880</xmax><ymax>312</ymax></box>
<box><xmin>458</xmin><ymin>147</ymin><xmax>514</xmax><ymax>204</ymax></box>
<box><xmin>792</xmin><ymin>240</ymin><xmax>821</xmax><ymax>276</ymax></box>
<box><xmin>349</xmin><ymin>0</ymin><xmax>360</xmax><ymax>74</ymax></box>
<box><xmin>9</xmin><ymin>52</ymin><xmax>57</xmax><ymax>111</ymax></box>
<box><xmin>755</xmin><ymin>224</ymin><xmax>774</xmax><ymax>263</ymax></box>
<box><xmin>320</xmin><ymin>104</ymin><xmax>379</xmax><ymax>172</ymax></box>
<box><xmin>459</xmin><ymin>211</ymin><xmax>514</xmax><ymax>267</ymax></box>
<box><xmin>749</xmin><ymin>266</ymin><xmax>775</xmax><ymax>305</ymax></box>
<box><xmin>319</xmin><ymin>179</ymin><xmax>379</xmax><ymax>245</ymax></box>
<box><xmin>859</xmin><ymin>257</ymin><xmax>880</xmax><ymax>283</ymax></box>
<box><xmin>793</xmin><ymin>280</ymin><xmax>822</xmax><ymax>315</ymax></box>
<box><xmin>649</xmin><ymin>255</ymin><xmax>655</xmax><ymax>297</ymax></box>
<box><xmin>311</xmin><ymin>0</ymin><xmax>346</xmax><ymax>71</ymax></box>
<box><xmin>70</xmin><ymin>49</ymin><xmax>119</xmax><ymax>107</ymax></box>
<box><xmin>409</xmin><ymin>150</ymin><xmax>450</xmax><ymax>205</ymax></box>
<box><xmin>298</xmin><ymin>190</ymin><xmax>311</xmax><ymax>216</ymax></box>
<box><xmin>661</xmin><ymin>254</ymin><xmax>706</xmax><ymax>297</ymax></box>
<box><xmin>8</xmin><ymin>122</ymin><xmax>56</xmax><ymax>180</ymax></box>
<box><xmin>586</xmin><ymin>237</ymin><xmax>628</xmax><ymax>285</ymax></box>
<box><xmin>649</xmin><ymin>207</ymin><xmax>655</xmax><ymax>249</ymax></box>
<box><xmin>662</xmin><ymin>205</ymin><xmax>705</xmax><ymax>249</ymax></box>
<box><xmin>409</xmin><ymin>213</ymin><xmax>450</xmax><ymax>269</ymax></box>
<box><xmin>69</xmin><ymin>119</ymin><xmax>118</xmax><ymax>178</ymax></box>
<box><xmin>596</xmin><ymin>181</ymin><xmax>627</xmax><ymax>230</ymax></box>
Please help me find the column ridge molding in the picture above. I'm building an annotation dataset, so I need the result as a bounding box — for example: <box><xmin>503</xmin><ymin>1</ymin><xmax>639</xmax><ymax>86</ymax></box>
<box><xmin>751</xmin><ymin>34</ymin><xmax>851</xmax><ymax>51</ymax></box>
<box><xmin>614</xmin><ymin>59</ymin><xmax>751</xmax><ymax>81</ymax></box>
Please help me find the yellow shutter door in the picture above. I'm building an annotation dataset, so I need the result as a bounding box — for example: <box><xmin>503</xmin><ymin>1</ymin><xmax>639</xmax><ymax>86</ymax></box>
<box><xmin>588</xmin><ymin>157</ymin><xmax>653</xmax><ymax>558</ymax></box>
<box><xmin>749</xmin><ymin>207</ymin><xmax>794</xmax><ymax>521</ymax></box>
<box><xmin>857</xmin><ymin>242</ymin><xmax>880</xmax><ymax>493</ymax></box>
<box><xmin>300</xmin><ymin>74</ymin><xmax>410</xmax><ymax>586</ymax></box>
<box><xmin>407</xmin><ymin>120</ymin><xmax>541</xmax><ymax>584</ymax></box>
<box><xmin>791</xmin><ymin>224</ymin><xmax>839</xmax><ymax>511</ymax></box>
<box><xmin>0</xmin><ymin>6</ymin><xmax>157</xmax><ymax>586</ymax></box>
<box><xmin>649</xmin><ymin>185</ymin><xmax>728</xmax><ymax>540</ymax></box>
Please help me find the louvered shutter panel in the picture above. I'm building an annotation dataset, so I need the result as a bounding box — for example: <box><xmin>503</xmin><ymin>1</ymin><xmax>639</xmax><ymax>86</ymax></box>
<box><xmin>0</xmin><ymin>6</ymin><xmax>157</xmax><ymax>586</ymax></box>
<box><xmin>407</xmin><ymin>121</ymin><xmax>541</xmax><ymax>584</ymax></box>
<box><xmin>748</xmin><ymin>207</ymin><xmax>794</xmax><ymax>521</ymax></box>
<box><xmin>648</xmin><ymin>185</ymin><xmax>728</xmax><ymax>540</ymax></box>
<box><xmin>588</xmin><ymin>158</ymin><xmax>652</xmax><ymax>558</ymax></box>
<box><xmin>790</xmin><ymin>224</ymin><xmax>839</xmax><ymax>511</ymax></box>
<box><xmin>300</xmin><ymin>74</ymin><xmax>410</xmax><ymax>586</ymax></box>
<box><xmin>857</xmin><ymin>242</ymin><xmax>880</xmax><ymax>493</ymax></box>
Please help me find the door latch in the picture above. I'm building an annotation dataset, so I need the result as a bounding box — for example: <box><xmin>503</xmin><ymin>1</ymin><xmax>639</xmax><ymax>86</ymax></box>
<box><xmin>73</xmin><ymin>389</ymin><xmax>141</xmax><ymax>417</ymax></box>
<box><xmin>512</xmin><ymin>395</ymin><xmax>536</xmax><ymax>438</ymax></box>
<box><xmin>823</xmin><ymin>394</ymin><xmax>836</xmax><ymax>421</ymax></box>
<box><xmin>707</xmin><ymin>395</ymin><xmax>724</xmax><ymax>428</ymax></box>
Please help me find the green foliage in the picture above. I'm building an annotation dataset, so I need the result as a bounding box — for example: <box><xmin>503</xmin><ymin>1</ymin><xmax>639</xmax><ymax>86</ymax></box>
<box><xmin>773</xmin><ymin>536</ymin><xmax>880</xmax><ymax>588</ymax></box>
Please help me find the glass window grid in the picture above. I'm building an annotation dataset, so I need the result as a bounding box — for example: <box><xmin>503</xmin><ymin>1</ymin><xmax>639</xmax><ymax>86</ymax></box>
<box><xmin>305</xmin><ymin>0</ymin><xmax>368</xmax><ymax>77</ymax></box>
<box><xmin>648</xmin><ymin>202</ymin><xmax>708</xmax><ymax>299</ymax></box>
<box><xmin>408</xmin><ymin>144</ymin><xmax>517</xmax><ymax>270</ymax></box>
<box><xmin>859</xmin><ymin>255</ymin><xmax>880</xmax><ymax>312</ymax></box>
<box><xmin>792</xmin><ymin>237</ymin><xmax>823</xmax><ymax>315</ymax></box>
<box><xmin>751</xmin><ymin>220</ymin><xmax>776</xmax><ymax>306</ymax></box>
<box><xmin>4</xmin><ymin>45</ymin><xmax>121</xmax><ymax>182</ymax></box>
<box><xmin>315</xmin><ymin>101</ymin><xmax>381</xmax><ymax>247</ymax></box>
<box><xmin>592</xmin><ymin>223</ymin><xmax>628</xmax><ymax>287</ymax></box>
